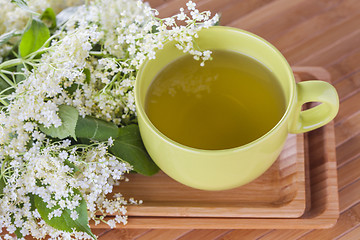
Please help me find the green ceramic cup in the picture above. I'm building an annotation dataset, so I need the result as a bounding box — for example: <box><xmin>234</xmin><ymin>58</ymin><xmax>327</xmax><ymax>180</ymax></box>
<box><xmin>135</xmin><ymin>26</ymin><xmax>339</xmax><ymax>191</ymax></box>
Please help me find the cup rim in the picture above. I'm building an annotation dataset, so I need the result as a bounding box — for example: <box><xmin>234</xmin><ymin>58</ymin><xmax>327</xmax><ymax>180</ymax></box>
<box><xmin>135</xmin><ymin>26</ymin><xmax>296</xmax><ymax>153</ymax></box>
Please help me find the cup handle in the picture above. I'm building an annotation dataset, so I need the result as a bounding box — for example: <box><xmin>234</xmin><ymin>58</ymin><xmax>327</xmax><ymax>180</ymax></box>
<box><xmin>289</xmin><ymin>80</ymin><xmax>339</xmax><ymax>134</ymax></box>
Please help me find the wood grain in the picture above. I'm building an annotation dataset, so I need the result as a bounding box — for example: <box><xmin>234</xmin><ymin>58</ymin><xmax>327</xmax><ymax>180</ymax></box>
<box><xmin>337</xmin><ymin>225</ymin><xmax>360</xmax><ymax>240</ymax></box>
<box><xmin>327</xmin><ymin>48</ymin><xmax>360</xmax><ymax>85</ymax></box>
<box><xmin>337</xmin><ymin>156</ymin><xmax>360</xmax><ymax>190</ymax></box>
<box><xmin>297</xmin><ymin>203</ymin><xmax>360</xmax><ymax>240</ymax></box>
<box><xmin>334</xmin><ymin>70</ymin><xmax>360</xmax><ymax>101</ymax></box>
<box><xmin>256</xmin><ymin>229</ymin><xmax>309</xmax><ymax>240</ymax></box>
<box><xmin>133</xmin><ymin>229</ymin><xmax>191</xmax><ymax>240</ymax></box>
<box><xmin>271</xmin><ymin>0</ymin><xmax>341</xmax><ymax>53</ymax></box>
<box><xmin>335</xmin><ymin>111</ymin><xmax>360</xmax><ymax>146</ymax></box>
<box><xmin>18</xmin><ymin>0</ymin><xmax>358</xmax><ymax>239</ymax></box>
<box><xmin>336</xmin><ymin>133</ymin><xmax>360</xmax><ymax>167</ymax></box>
<box><xmin>98</xmin><ymin>229</ymin><xmax>150</xmax><ymax>240</ymax></box>
<box><xmin>284</xmin><ymin>13</ymin><xmax>360</xmax><ymax>65</ymax></box>
<box><xmin>1</xmin><ymin>0</ymin><xmax>357</xmax><ymax>239</ymax></box>
<box><xmin>99</xmin><ymin>0</ymin><xmax>356</xmax><ymax>238</ymax></box>
<box><xmin>177</xmin><ymin>229</ymin><xmax>231</xmax><ymax>240</ymax></box>
<box><xmin>101</xmin><ymin>0</ymin><xmax>359</xmax><ymax>236</ymax></box>
<box><xmin>335</xmin><ymin>91</ymin><xmax>360</xmax><ymax>126</ymax></box>
<box><xmin>217</xmin><ymin>0</ymin><xmax>276</xmax><ymax>27</ymax></box>
<box><xmin>219</xmin><ymin>229</ymin><xmax>271</xmax><ymax>240</ymax></box>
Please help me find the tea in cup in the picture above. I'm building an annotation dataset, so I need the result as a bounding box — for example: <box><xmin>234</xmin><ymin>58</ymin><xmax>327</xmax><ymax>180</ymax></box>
<box><xmin>145</xmin><ymin>49</ymin><xmax>286</xmax><ymax>150</ymax></box>
<box><xmin>135</xmin><ymin>26</ymin><xmax>339</xmax><ymax>190</ymax></box>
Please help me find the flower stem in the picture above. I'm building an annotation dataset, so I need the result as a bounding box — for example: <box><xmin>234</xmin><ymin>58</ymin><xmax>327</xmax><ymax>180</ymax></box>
<box><xmin>0</xmin><ymin>72</ymin><xmax>15</xmax><ymax>87</ymax></box>
<box><xmin>0</xmin><ymin>98</ymin><xmax>9</xmax><ymax>106</ymax></box>
<box><xmin>0</xmin><ymin>59</ymin><xmax>24</xmax><ymax>70</ymax></box>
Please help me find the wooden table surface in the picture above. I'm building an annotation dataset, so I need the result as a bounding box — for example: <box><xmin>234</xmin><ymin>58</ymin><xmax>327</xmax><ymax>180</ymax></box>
<box><xmin>94</xmin><ymin>0</ymin><xmax>360</xmax><ymax>239</ymax></box>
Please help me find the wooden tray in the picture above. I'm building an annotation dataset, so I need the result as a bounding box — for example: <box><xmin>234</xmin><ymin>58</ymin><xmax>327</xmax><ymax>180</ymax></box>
<box><xmin>92</xmin><ymin>66</ymin><xmax>339</xmax><ymax>229</ymax></box>
<box><xmin>114</xmin><ymin>133</ymin><xmax>305</xmax><ymax>218</ymax></box>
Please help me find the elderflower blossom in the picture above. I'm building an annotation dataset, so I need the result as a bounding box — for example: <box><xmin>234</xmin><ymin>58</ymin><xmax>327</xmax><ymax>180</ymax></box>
<box><xmin>0</xmin><ymin>0</ymin><xmax>84</xmax><ymax>63</ymax></box>
<box><xmin>1</xmin><ymin>140</ymin><xmax>132</xmax><ymax>239</ymax></box>
<box><xmin>0</xmin><ymin>0</ymin><xmax>84</xmax><ymax>35</ymax></box>
<box><xmin>186</xmin><ymin>1</ymin><xmax>196</xmax><ymax>11</ymax></box>
<box><xmin>0</xmin><ymin>0</ymin><xmax>219</xmax><ymax>239</ymax></box>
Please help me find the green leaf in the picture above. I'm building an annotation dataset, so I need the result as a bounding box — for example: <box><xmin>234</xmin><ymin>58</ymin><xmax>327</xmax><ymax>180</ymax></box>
<box><xmin>64</xmin><ymin>159</ymin><xmax>80</xmax><ymax>174</ymax></box>
<box><xmin>0</xmin><ymin>30</ymin><xmax>19</xmax><ymax>47</ymax></box>
<box><xmin>39</xmin><ymin>105</ymin><xmax>79</xmax><ymax>140</ymax></box>
<box><xmin>151</xmin><ymin>25</ymin><xmax>159</xmax><ymax>34</ymax></box>
<box><xmin>40</xmin><ymin>8</ymin><xmax>56</xmax><ymax>29</ymax></box>
<box><xmin>65</xmin><ymin>83</ymin><xmax>79</xmax><ymax>95</ymax></box>
<box><xmin>19</xmin><ymin>18</ymin><xmax>50</xmax><ymax>57</ymax></box>
<box><xmin>15</xmin><ymin>227</ymin><xmax>23</xmax><ymax>238</ymax></box>
<box><xmin>34</xmin><ymin>188</ymin><xmax>96</xmax><ymax>239</ymax></box>
<box><xmin>75</xmin><ymin>116</ymin><xmax>118</xmax><ymax>141</ymax></box>
<box><xmin>1</xmin><ymin>157</ymin><xmax>9</xmax><ymax>196</ymax></box>
<box><xmin>56</xmin><ymin>6</ymin><xmax>81</xmax><ymax>27</ymax></box>
<box><xmin>0</xmin><ymin>177</ymin><xmax>5</xmax><ymax>196</ymax></box>
<box><xmin>41</xmin><ymin>8</ymin><xmax>57</xmax><ymax>29</ymax></box>
<box><xmin>10</xmin><ymin>213</ymin><xmax>23</xmax><ymax>238</ymax></box>
<box><xmin>78</xmin><ymin>137</ymin><xmax>92</xmax><ymax>145</ymax></box>
<box><xmin>15</xmin><ymin>63</ymin><xmax>26</xmax><ymax>84</ymax></box>
<box><xmin>110</xmin><ymin>125</ymin><xmax>159</xmax><ymax>176</ymax></box>
<box><xmin>28</xmin><ymin>193</ymin><xmax>36</xmax><ymax>211</ymax></box>
<box><xmin>83</xmin><ymin>68</ymin><xmax>91</xmax><ymax>84</ymax></box>
<box><xmin>0</xmin><ymin>76</ymin><xmax>11</xmax><ymax>93</ymax></box>
<box><xmin>11</xmin><ymin>0</ymin><xmax>39</xmax><ymax>15</ymax></box>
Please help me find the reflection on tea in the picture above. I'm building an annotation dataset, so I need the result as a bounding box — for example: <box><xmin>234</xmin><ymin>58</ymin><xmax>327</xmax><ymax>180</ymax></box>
<box><xmin>145</xmin><ymin>50</ymin><xmax>286</xmax><ymax>150</ymax></box>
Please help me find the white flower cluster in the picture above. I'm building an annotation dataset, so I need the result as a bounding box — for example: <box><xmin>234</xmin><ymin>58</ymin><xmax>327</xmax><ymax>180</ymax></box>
<box><xmin>0</xmin><ymin>0</ymin><xmax>85</xmax><ymax>35</ymax></box>
<box><xmin>0</xmin><ymin>0</ymin><xmax>84</xmax><ymax>63</ymax></box>
<box><xmin>0</xmin><ymin>0</ymin><xmax>219</xmax><ymax>239</ymax></box>
<box><xmin>56</xmin><ymin>0</ymin><xmax>219</xmax><ymax>124</ymax></box>
<box><xmin>0</xmin><ymin>139</ymin><xmax>131</xmax><ymax>239</ymax></box>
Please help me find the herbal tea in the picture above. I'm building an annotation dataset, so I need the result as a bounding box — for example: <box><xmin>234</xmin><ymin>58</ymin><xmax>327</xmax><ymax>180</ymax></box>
<box><xmin>145</xmin><ymin>50</ymin><xmax>286</xmax><ymax>150</ymax></box>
